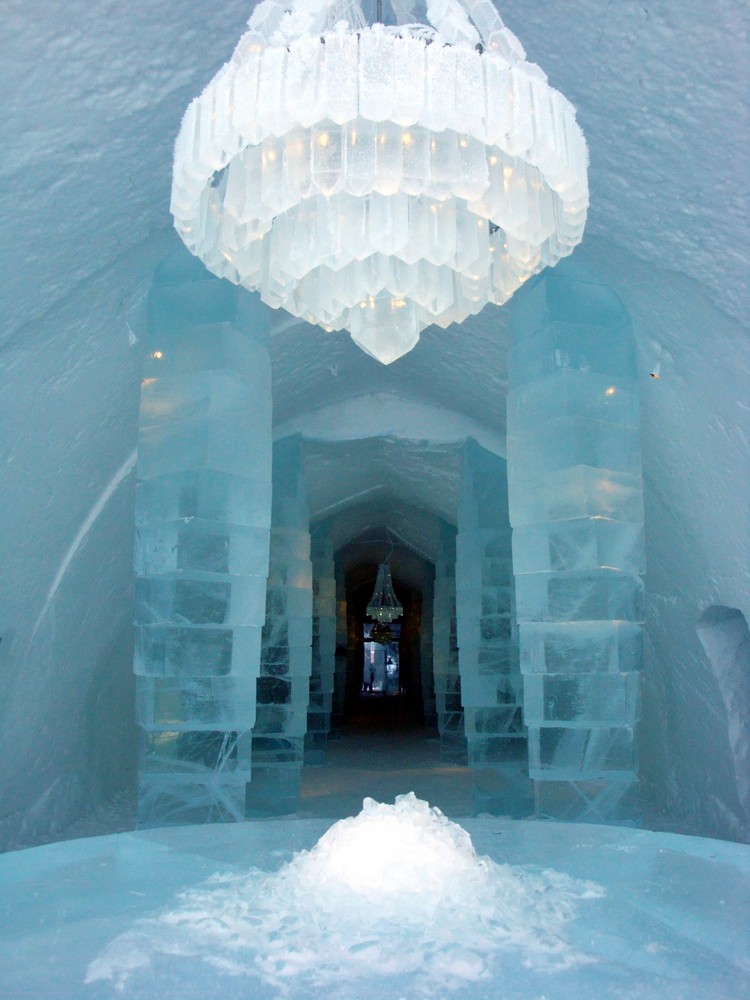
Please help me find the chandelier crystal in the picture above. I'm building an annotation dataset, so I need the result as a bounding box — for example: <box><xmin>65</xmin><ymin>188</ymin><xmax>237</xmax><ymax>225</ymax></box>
<box><xmin>171</xmin><ymin>0</ymin><xmax>588</xmax><ymax>363</ymax></box>
<box><xmin>367</xmin><ymin>562</ymin><xmax>403</xmax><ymax>623</ymax></box>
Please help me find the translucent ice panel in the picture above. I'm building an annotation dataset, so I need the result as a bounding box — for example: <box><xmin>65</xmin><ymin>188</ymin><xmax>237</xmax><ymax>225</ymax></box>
<box><xmin>135</xmin><ymin>522</ymin><xmax>271</xmax><ymax>577</ymax></box>
<box><xmin>514</xmin><ymin>569</ymin><xmax>644</xmax><ymax>623</ymax></box>
<box><xmin>528</xmin><ymin>725</ymin><xmax>636</xmax><ymax>777</ymax></box>
<box><xmin>134</xmin><ymin>575</ymin><xmax>267</xmax><ymax>627</ymax></box>
<box><xmin>143</xmin><ymin>324</ymin><xmax>268</xmax><ymax>379</ymax></box>
<box><xmin>138</xmin><ymin>418</ymin><xmax>271</xmax><ymax>480</ymax></box>
<box><xmin>507</xmin><ymin>370</ymin><xmax>639</xmax><ymax>428</ymax></box>
<box><xmin>519</xmin><ymin>622</ymin><xmax>642</xmax><ymax>675</ymax></box>
<box><xmin>140</xmin><ymin>729</ymin><xmax>251</xmax><ymax>775</ymax></box>
<box><xmin>136</xmin><ymin>676</ymin><xmax>258</xmax><ymax>730</ymax></box>
<box><xmin>508</xmin><ymin>466</ymin><xmax>644</xmax><ymax>527</ymax></box>
<box><xmin>512</xmin><ymin>417</ymin><xmax>642</xmax><ymax>478</ymax></box>
<box><xmin>468</xmin><ymin>735</ymin><xmax>528</xmax><ymax>765</ymax></box>
<box><xmin>134</xmin><ymin>624</ymin><xmax>262</xmax><ymax>678</ymax></box>
<box><xmin>507</xmin><ymin>321</ymin><xmax>636</xmax><ymax>387</ymax></box>
<box><xmin>465</xmin><ymin>706</ymin><xmax>524</xmax><ymax>735</ymax></box>
<box><xmin>139</xmin><ymin>372</ymin><xmax>257</xmax><ymax>429</ymax></box>
<box><xmin>534</xmin><ymin>777</ymin><xmax>639</xmax><ymax>823</ymax></box>
<box><xmin>512</xmin><ymin>518</ymin><xmax>645</xmax><ymax>574</ymax></box>
<box><xmin>138</xmin><ymin>778</ymin><xmax>247</xmax><ymax>826</ymax></box>
<box><xmin>523</xmin><ymin>672</ymin><xmax>640</xmax><ymax>725</ymax></box>
<box><xmin>253</xmin><ymin>704</ymin><xmax>309</xmax><ymax>737</ymax></box>
<box><xmin>135</xmin><ymin>472</ymin><xmax>272</xmax><ymax>529</ymax></box>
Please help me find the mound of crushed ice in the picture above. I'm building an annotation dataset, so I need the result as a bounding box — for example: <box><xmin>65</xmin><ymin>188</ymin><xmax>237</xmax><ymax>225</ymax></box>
<box><xmin>87</xmin><ymin>794</ymin><xmax>604</xmax><ymax>996</ymax></box>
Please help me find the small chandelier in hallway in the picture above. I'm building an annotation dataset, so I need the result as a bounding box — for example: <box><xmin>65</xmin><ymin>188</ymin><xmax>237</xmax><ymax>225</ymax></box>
<box><xmin>367</xmin><ymin>562</ymin><xmax>403</xmax><ymax>637</ymax></box>
<box><xmin>172</xmin><ymin>0</ymin><xmax>588</xmax><ymax>363</ymax></box>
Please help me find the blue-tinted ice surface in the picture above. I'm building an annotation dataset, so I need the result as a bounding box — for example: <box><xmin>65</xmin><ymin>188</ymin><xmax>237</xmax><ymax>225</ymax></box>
<box><xmin>507</xmin><ymin>273</ymin><xmax>644</xmax><ymax>823</ymax></box>
<box><xmin>1</xmin><ymin>796</ymin><xmax>747</xmax><ymax>1000</ymax></box>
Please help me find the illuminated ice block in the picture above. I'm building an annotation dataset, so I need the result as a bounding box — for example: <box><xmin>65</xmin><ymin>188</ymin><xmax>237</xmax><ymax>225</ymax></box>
<box><xmin>507</xmin><ymin>270</ymin><xmax>644</xmax><ymax>824</ymax></box>
<box><xmin>134</xmin><ymin>261</ymin><xmax>272</xmax><ymax>827</ymax></box>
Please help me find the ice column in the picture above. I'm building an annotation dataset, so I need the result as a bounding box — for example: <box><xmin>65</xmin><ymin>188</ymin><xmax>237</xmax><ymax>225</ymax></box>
<box><xmin>247</xmin><ymin>435</ymin><xmax>313</xmax><ymax>815</ymax></box>
<box><xmin>332</xmin><ymin>554</ymin><xmax>348</xmax><ymax>734</ymax></box>
<box><xmin>456</xmin><ymin>440</ymin><xmax>533</xmax><ymax>816</ymax></box>
<box><xmin>305</xmin><ymin>527</ymin><xmax>337</xmax><ymax>764</ymax></box>
<box><xmin>134</xmin><ymin>259</ymin><xmax>272</xmax><ymax>826</ymax></box>
<box><xmin>433</xmin><ymin>522</ymin><xmax>467</xmax><ymax>763</ymax></box>
<box><xmin>420</xmin><ymin>565</ymin><xmax>438</xmax><ymax>730</ymax></box>
<box><xmin>507</xmin><ymin>272</ymin><xmax>644</xmax><ymax>823</ymax></box>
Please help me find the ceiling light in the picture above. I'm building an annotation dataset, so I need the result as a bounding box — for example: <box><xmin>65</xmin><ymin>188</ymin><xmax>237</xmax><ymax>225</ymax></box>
<box><xmin>172</xmin><ymin>0</ymin><xmax>588</xmax><ymax>363</ymax></box>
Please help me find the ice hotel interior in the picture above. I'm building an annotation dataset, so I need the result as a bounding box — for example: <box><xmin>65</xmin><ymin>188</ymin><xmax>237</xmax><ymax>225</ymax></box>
<box><xmin>0</xmin><ymin>1</ymin><xmax>748</xmax><ymax>997</ymax></box>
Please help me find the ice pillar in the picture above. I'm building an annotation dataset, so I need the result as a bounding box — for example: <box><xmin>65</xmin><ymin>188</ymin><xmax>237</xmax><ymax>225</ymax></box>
<box><xmin>433</xmin><ymin>522</ymin><xmax>467</xmax><ymax>763</ymax></box>
<box><xmin>247</xmin><ymin>435</ymin><xmax>313</xmax><ymax>815</ymax></box>
<box><xmin>331</xmin><ymin>554</ymin><xmax>348</xmax><ymax>734</ymax></box>
<box><xmin>134</xmin><ymin>261</ymin><xmax>272</xmax><ymax>826</ymax></box>
<box><xmin>305</xmin><ymin>527</ymin><xmax>337</xmax><ymax>764</ymax></box>
<box><xmin>507</xmin><ymin>272</ymin><xmax>644</xmax><ymax>823</ymax></box>
<box><xmin>456</xmin><ymin>440</ymin><xmax>533</xmax><ymax>815</ymax></box>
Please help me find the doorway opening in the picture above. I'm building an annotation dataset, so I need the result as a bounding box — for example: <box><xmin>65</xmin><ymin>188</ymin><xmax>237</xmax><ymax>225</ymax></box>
<box><xmin>362</xmin><ymin>622</ymin><xmax>402</xmax><ymax>696</ymax></box>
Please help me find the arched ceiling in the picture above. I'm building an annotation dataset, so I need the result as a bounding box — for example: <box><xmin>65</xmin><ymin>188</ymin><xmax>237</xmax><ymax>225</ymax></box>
<box><xmin>303</xmin><ymin>437</ymin><xmax>461</xmax><ymax>562</ymax></box>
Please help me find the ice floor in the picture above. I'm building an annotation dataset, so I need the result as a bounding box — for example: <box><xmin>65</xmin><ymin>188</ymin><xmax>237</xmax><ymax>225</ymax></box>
<box><xmin>299</xmin><ymin>704</ymin><xmax>475</xmax><ymax>820</ymax></box>
<box><xmin>1</xmin><ymin>710</ymin><xmax>748</xmax><ymax>999</ymax></box>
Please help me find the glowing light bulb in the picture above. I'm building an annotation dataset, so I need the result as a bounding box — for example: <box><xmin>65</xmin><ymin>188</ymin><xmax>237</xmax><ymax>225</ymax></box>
<box><xmin>152</xmin><ymin>351</ymin><xmax>163</xmax><ymax>360</ymax></box>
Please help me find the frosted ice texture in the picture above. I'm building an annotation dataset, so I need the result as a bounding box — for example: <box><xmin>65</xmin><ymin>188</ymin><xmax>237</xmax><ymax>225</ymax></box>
<box><xmin>134</xmin><ymin>272</ymin><xmax>272</xmax><ymax>826</ymax></box>
<box><xmin>247</xmin><ymin>436</ymin><xmax>313</xmax><ymax>816</ymax></box>
<box><xmin>87</xmin><ymin>794</ymin><xmax>604</xmax><ymax>996</ymax></box>
<box><xmin>433</xmin><ymin>523</ymin><xmax>467</xmax><ymax>763</ymax></box>
<box><xmin>507</xmin><ymin>273</ymin><xmax>644</xmax><ymax>823</ymax></box>
<box><xmin>456</xmin><ymin>441</ymin><xmax>533</xmax><ymax>815</ymax></box>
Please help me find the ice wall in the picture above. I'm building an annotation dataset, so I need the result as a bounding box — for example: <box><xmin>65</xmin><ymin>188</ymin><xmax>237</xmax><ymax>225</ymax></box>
<box><xmin>456</xmin><ymin>440</ymin><xmax>532</xmax><ymax>816</ymax></box>
<box><xmin>507</xmin><ymin>270</ymin><xmax>644</xmax><ymax>824</ymax></box>
<box><xmin>247</xmin><ymin>436</ymin><xmax>313</xmax><ymax>816</ymax></box>
<box><xmin>433</xmin><ymin>523</ymin><xmax>467</xmax><ymax>763</ymax></box>
<box><xmin>134</xmin><ymin>262</ymin><xmax>272</xmax><ymax>825</ymax></box>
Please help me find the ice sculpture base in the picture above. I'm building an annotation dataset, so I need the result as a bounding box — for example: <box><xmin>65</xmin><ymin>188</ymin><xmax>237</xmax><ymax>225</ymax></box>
<box><xmin>1</xmin><ymin>814</ymin><xmax>747</xmax><ymax>999</ymax></box>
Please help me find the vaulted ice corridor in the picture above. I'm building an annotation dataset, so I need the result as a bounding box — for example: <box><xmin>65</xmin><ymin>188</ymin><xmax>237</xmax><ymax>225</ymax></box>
<box><xmin>3</xmin><ymin>227</ymin><xmax>748</xmax><ymax>853</ymax></box>
<box><xmin>116</xmin><ymin>247</ymin><xmax>634</xmax><ymax>829</ymax></box>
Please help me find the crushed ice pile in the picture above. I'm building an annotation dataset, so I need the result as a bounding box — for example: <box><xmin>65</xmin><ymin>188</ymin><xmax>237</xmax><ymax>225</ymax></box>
<box><xmin>87</xmin><ymin>794</ymin><xmax>604</xmax><ymax>996</ymax></box>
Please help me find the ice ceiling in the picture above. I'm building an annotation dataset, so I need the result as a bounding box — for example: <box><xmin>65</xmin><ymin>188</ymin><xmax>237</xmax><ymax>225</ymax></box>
<box><xmin>0</xmin><ymin>0</ymin><xmax>748</xmax><ymax>850</ymax></box>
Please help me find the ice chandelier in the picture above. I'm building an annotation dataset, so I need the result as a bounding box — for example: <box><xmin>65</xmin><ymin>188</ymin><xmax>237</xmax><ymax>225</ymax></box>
<box><xmin>367</xmin><ymin>562</ymin><xmax>402</xmax><ymax>643</ymax></box>
<box><xmin>171</xmin><ymin>0</ymin><xmax>588</xmax><ymax>363</ymax></box>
